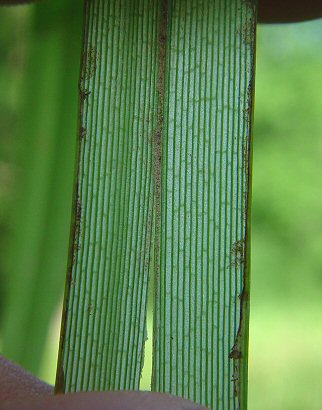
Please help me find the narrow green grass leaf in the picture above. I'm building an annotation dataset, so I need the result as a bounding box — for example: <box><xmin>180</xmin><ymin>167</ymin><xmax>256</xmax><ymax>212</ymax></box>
<box><xmin>56</xmin><ymin>1</ymin><xmax>256</xmax><ymax>409</ymax></box>
<box><xmin>56</xmin><ymin>0</ymin><xmax>158</xmax><ymax>392</ymax></box>
<box><xmin>152</xmin><ymin>2</ymin><xmax>255</xmax><ymax>409</ymax></box>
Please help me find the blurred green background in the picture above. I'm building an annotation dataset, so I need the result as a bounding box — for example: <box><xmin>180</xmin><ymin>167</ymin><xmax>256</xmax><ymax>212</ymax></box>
<box><xmin>0</xmin><ymin>3</ymin><xmax>322</xmax><ymax>409</ymax></box>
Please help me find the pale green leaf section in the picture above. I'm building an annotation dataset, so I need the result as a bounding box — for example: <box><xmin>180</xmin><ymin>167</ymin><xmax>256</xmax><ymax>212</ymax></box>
<box><xmin>56</xmin><ymin>0</ymin><xmax>159</xmax><ymax>392</ymax></box>
<box><xmin>56</xmin><ymin>0</ymin><xmax>256</xmax><ymax>408</ymax></box>
<box><xmin>152</xmin><ymin>1</ymin><xmax>255</xmax><ymax>409</ymax></box>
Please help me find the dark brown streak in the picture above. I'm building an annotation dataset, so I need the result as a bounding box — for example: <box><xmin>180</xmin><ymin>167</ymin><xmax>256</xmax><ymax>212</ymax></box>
<box><xmin>151</xmin><ymin>0</ymin><xmax>168</xmax><ymax>389</ymax></box>
<box><xmin>80</xmin><ymin>126</ymin><xmax>87</xmax><ymax>141</ymax></box>
<box><xmin>153</xmin><ymin>0</ymin><xmax>167</xmax><ymax>293</ymax></box>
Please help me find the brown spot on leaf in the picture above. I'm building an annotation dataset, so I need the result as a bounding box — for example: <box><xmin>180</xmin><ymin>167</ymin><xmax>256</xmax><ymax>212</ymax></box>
<box><xmin>80</xmin><ymin>126</ymin><xmax>86</xmax><ymax>140</ymax></box>
<box><xmin>80</xmin><ymin>89</ymin><xmax>91</xmax><ymax>102</ymax></box>
<box><xmin>81</xmin><ymin>46</ymin><xmax>99</xmax><ymax>81</ymax></box>
<box><xmin>229</xmin><ymin>347</ymin><xmax>243</xmax><ymax>360</ymax></box>
<box><xmin>71</xmin><ymin>197</ymin><xmax>82</xmax><ymax>264</ymax></box>
<box><xmin>231</xmin><ymin>239</ymin><xmax>245</xmax><ymax>267</ymax></box>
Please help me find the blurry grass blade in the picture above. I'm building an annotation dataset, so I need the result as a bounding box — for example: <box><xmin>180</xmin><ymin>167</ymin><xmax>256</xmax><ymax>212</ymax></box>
<box><xmin>1</xmin><ymin>0</ymin><xmax>82</xmax><ymax>375</ymax></box>
<box><xmin>56</xmin><ymin>0</ymin><xmax>256</xmax><ymax>408</ymax></box>
<box><xmin>152</xmin><ymin>1</ymin><xmax>255</xmax><ymax>409</ymax></box>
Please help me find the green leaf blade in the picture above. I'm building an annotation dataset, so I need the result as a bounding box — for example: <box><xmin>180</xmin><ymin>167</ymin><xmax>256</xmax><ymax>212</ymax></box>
<box><xmin>152</xmin><ymin>1</ymin><xmax>256</xmax><ymax>409</ymax></box>
<box><xmin>56</xmin><ymin>0</ymin><xmax>159</xmax><ymax>392</ymax></box>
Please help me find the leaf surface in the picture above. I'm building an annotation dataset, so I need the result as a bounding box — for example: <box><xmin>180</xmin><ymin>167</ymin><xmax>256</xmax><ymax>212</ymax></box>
<box><xmin>56</xmin><ymin>1</ymin><xmax>256</xmax><ymax>408</ymax></box>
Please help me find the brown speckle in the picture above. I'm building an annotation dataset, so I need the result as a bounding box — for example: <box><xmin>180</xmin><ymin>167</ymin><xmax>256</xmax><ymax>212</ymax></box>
<box><xmin>231</xmin><ymin>239</ymin><xmax>245</xmax><ymax>267</ymax></box>
<box><xmin>153</xmin><ymin>0</ymin><xmax>168</xmax><ymax>289</ymax></box>
<box><xmin>81</xmin><ymin>46</ymin><xmax>99</xmax><ymax>81</ymax></box>
<box><xmin>80</xmin><ymin>126</ymin><xmax>86</xmax><ymax>140</ymax></box>
<box><xmin>229</xmin><ymin>347</ymin><xmax>243</xmax><ymax>360</ymax></box>
<box><xmin>88</xmin><ymin>303</ymin><xmax>94</xmax><ymax>315</ymax></box>
<box><xmin>71</xmin><ymin>197</ymin><xmax>82</xmax><ymax>265</ymax></box>
<box><xmin>80</xmin><ymin>89</ymin><xmax>91</xmax><ymax>101</ymax></box>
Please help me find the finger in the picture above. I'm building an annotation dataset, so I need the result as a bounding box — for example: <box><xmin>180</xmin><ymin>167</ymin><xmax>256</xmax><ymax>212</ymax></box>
<box><xmin>258</xmin><ymin>0</ymin><xmax>322</xmax><ymax>23</ymax></box>
<box><xmin>0</xmin><ymin>0</ymin><xmax>40</xmax><ymax>5</ymax></box>
<box><xmin>3</xmin><ymin>391</ymin><xmax>209</xmax><ymax>410</ymax></box>
<box><xmin>0</xmin><ymin>356</ymin><xmax>53</xmax><ymax>402</ymax></box>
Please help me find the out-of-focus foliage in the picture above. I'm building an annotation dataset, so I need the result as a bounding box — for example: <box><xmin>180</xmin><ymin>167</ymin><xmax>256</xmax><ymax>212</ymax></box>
<box><xmin>0</xmin><ymin>6</ymin><xmax>30</xmax><ymax>321</ymax></box>
<box><xmin>0</xmin><ymin>5</ymin><xmax>322</xmax><ymax>409</ymax></box>
<box><xmin>252</xmin><ymin>22</ymin><xmax>322</xmax><ymax>306</ymax></box>
<box><xmin>249</xmin><ymin>20</ymin><xmax>322</xmax><ymax>410</ymax></box>
<box><xmin>0</xmin><ymin>0</ymin><xmax>82</xmax><ymax>375</ymax></box>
